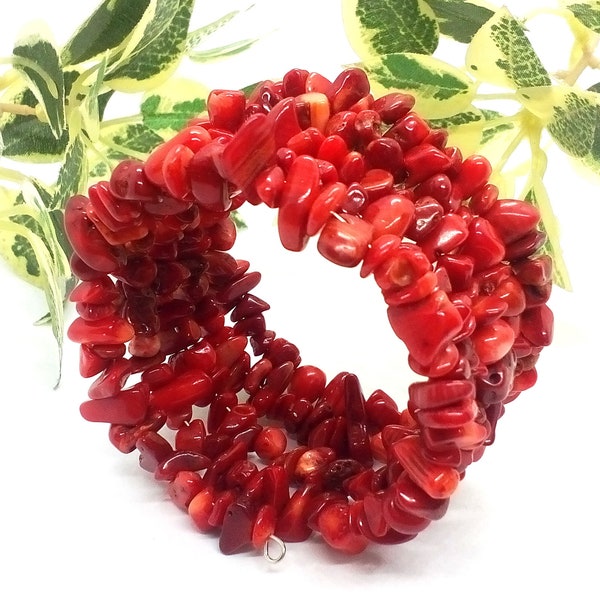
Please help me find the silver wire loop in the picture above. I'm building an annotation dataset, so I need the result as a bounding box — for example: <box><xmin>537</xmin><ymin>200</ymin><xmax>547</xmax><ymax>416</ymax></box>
<box><xmin>263</xmin><ymin>535</ymin><xmax>286</xmax><ymax>564</ymax></box>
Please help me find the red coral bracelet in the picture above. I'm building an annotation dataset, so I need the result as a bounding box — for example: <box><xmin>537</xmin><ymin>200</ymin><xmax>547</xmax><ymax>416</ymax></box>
<box><xmin>64</xmin><ymin>67</ymin><xmax>553</xmax><ymax>558</ymax></box>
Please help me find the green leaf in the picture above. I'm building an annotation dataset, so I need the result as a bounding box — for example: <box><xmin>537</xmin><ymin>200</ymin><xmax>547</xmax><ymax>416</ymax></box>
<box><xmin>13</xmin><ymin>25</ymin><xmax>65</xmax><ymax>138</ymax></box>
<box><xmin>479</xmin><ymin>109</ymin><xmax>517</xmax><ymax>145</ymax></box>
<box><xmin>0</xmin><ymin>180</ymin><xmax>58</xmax><ymax>287</ymax></box>
<box><xmin>186</xmin><ymin>5</ymin><xmax>253</xmax><ymax>49</ymax></box>
<box><xmin>466</xmin><ymin>7</ymin><xmax>551</xmax><ymax>89</ymax></box>
<box><xmin>361</xmin><ymin>52</ymin><xmax>476</xmax><ymax>118</ymax></box>
<box><xmin>343</xmin><ymin>0</ymin><xmax>439</xmax><ymax>61</ymax></box>
<box><xmin>187</xmin><ymin>37</ymin><xmax>261</xmax><ymax>63</ymax></box>
<box><xmin>428</xmin><ymin>107</ymin><xmax>516</xmax><ymax>155</ymax></box>
<box><xmin>564</xmin><ymin>1</ymin><xmax>600</xmax><ymax>33</ymax></box>
<box><xmin>0</xmin><ymin>213</ymin><xmax>68</xmax><ymax>385</ymax></box>
<box><xmin>518</xmin><ymin>86</ymin><xmax>600</xmax><ymax>173</ymax></box>
<box><xmin>0</xmin><ymin>87</ymin><xmax>68</xmax><ymax>161</ymax></box>
<box><xmin>588</xmin><ymin>81</ymin><xmax>600</xmax><ymax>93</ymax></box>
<box><xmin>62</xmin><ymin>0</ymin><xmax>153</xmax><ymax>65</ymax></box>
<box><xmin>425</xmin><ymin>0</ymin><xmax>494</xmax><ymax>43</ymax></box>
<box><xmin>102</xmin><ymin>122</ymin><xmax>165</xmax><ymax>158</ymax></box>
<box><xmin>105</xmin><ymin>0</ymin><xmax>195</xmax><ymax>92</ymax></box>
<box><xmin>525</xmin><ymin>185</ymin><xmax>571</xmax><ymax>291</ymax></box>
<box><xmin>53</xmin><ymin>136</ymin><xmax>87</xmax><ymax>210</ymax></box>
<box><xmin>77</xmin><ymin>56</ymin><xmax>109</xmax><ymax>145</ymax></box>
<box><xmin>140</xmin><ymin>78</ymin><xmax>208</xmax><ymax>134</ymax></box>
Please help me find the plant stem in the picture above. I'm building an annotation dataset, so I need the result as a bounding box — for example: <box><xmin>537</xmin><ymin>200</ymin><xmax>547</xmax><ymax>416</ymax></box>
<box><xmin>100</xmin><ymin>114</ymin><xmax>143</xmax><ymax>129</ymax></box>
<box><xmin>0</xmin><ymin>101</ymin><xmax>37</xmax><ymax>117</ymax></box>
<box><xmin>474</xmin><ymin>92</ymin><xmax>519</xmax><ymax>102</ymax></box>
<box><xmin>494</xmin><ymin>125</ymin><xmax>526</xmax><ymax>173</ymax></box>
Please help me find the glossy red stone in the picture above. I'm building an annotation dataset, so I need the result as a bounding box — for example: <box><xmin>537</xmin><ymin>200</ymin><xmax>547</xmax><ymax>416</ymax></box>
<box><xmin>168</xmin><ymin>470</ymin><xmax>205</xmax><ymax>510</ymax></box>
<box><xmin>485</xmin><ymin>200</ymin><xmax>540</xmax><ymax>244</ymax></box>
<box><xmin>391</xmin><ymin>436</ymin><xmax>460</xmax><ymax>499</ymax></box>
<box><xmin>305</xmin><ymin>181</ymin><xmax>348</xmax><ymax>237</ymax></box>
<box><xmin>520</xmin><ymin>304</ymin><xmax>554</xmax><ymax>347</ymax></box>
<box><xmin>363</xmin><ymin>192</ymin><xmax>415</xmax><ymax>239</ymax></box>
<box><xmin>316</xmin><ymin>502</ymin><xmax>368</xmax><ymax>554</ymax></box>
<box><xmin>80</xmin><ymin>384</ymin><xmax>148</xmax><ymax>425</ymax></box>
<box><xmin>277</xmin><ymin>155</ymin><xmax>321</xmax><ymax>250</ymax></box>
<box><xmin>150</xmin><ymin>370</ymin><xmax>213</xmax><ymax>410</ymax></box>
<box><xmin>451</xmin><ymin>155</ymin><xmax>492</xmax><ymax>200</ymax></box>
<box><xmin>65</xmin><ymin>195</ymin><xmax>123</xmax><ymax>272</ymax></box>
<box><xmin>317</xmin><ymin>213</ymin><xmax>373</xmax><ymax>267</ymax></box>
<box><xmin>387</xmin><ymin>290</ymin><xmax>463</xmax><ymax>366</ymax></box>
<box><xmin>254</xmin><ymin>426</ymin><xmax>288</xmax><ymax>461</ymax></box>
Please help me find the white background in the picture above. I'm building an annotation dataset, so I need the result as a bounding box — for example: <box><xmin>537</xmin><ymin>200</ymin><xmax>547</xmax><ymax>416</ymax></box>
<box><xmin>1</xmin><ymin>1</ymin><xmax>599</xmax><ymax>599</ymax></box>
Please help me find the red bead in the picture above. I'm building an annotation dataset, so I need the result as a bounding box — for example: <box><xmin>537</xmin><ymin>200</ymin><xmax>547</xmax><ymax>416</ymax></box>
<box><xmin>150</xmin><ymin>370</ymin><xmax>213</xmax><ymax>411</ymax></box>
<box><xmin>472</xmin><ymin>318</ymin><xmax>515</xmax><ymax>364</ymax></box>
<box><xmin>451</xmin><ymin>155</ymin><xmax>492</xmax><ymax>200</ymax></box>
<box><xmin>382</xmin><ymin>489</ymin><xmax>431</xmax><ymax>535</ymax></box>
<box><xmin>306</xmin><ymin>182</ymin><xmax>348</xmax><ymax>237</ymax></box>
<box><xmin>363</xmin><ymin>192</ymin><xmax>415</xmax><ymax>239</ymax></box>
<box><xmin>409</xmin><ymin>379</ymin><xmax>475</xmax><ymax>410</ymax></box>
<box><xmin>387</xmin><ymin>290</ymin><xmax>464</xmax><ymax>366</ymax></box>
<box><xmin>217</xmin><ymin>113</ymin><xmax>276</xmax><ymax>190</ymax></box>
<box><xmin>296</xmin><ymin>92</ymin><xmax>331</xmax><ymax>132</ymax></box>
<box><xmin>317</xmin><ymin>214</ymin><xmax>373</xmax><ymax>267</ymax></box>
<box><xmin>393</xmin><ymin>471</ymin><xmax>449</xmax><ymax>520</ymax></box>
<box><xmin>168</xmin><ymin>470</ymin><xmax>205</xmax><ymax>510</ymax></box>
<box><xmin>188</xmin><ymin>487</ymin><xmax>216</xmax><ymax>532</ymax></box>
<box><xmin>207</xmin><ymin>89</ymin><xmax>246</xmax><ymax>132</ymax></box>
<box><xmin>80</xmin><ymin>384</ymin><xmax>149</xmax><ymax>425</ymax></box>
<box><xmin>316</xmin><ymin>502</ymin><xmax>368</xmax><ymax>554</ymax></box>
<box><xmin>155</xmin><ymin>450</ymin><xmax>211</xmax><ymax>482</ymax></box>
<box><xmin>460</xmin><ymin>217</ymin><xmax>505</xmax><ymax>271</ymax></box>
<box><xmin>276</xmin><ymin>486</ymin><xmax>315</xmax><ymax>542</ymax></box>
<box><xmin>254</xmin><ymin>426</ymin><xmax>288</xmax><ymax>461</ymax></box>
<box><xmin>277</xmin><ymin>155</ymin><xmax>321</xmax><ymax>251</ymax></box>
<box><xmin>373</xmin><ymin>92</ymin><xmax>415</xmax><ymax>124</ymax></box>
<box><xmin>520</xmin><ymin>304</ymin><xmax>554</xmax><ymax>347</ymax></box>
<box><xmin>485</xmin><ymin>199</ymin><xmax>540</xmax><ymax>244</ymax></box>
<box><xmin>330</xmin><ymin>68</ymin><xmax>370</xmax><ymax>112</ymax></box>
<box><xmin>404</xmin><ymin>144</ymin><xmax>452</xmax><ymax>186</ymax></box>
<box><xmin>390</xmin><ymin>436</ymin><xmax>460</xmax><ymax>499</ymax></box>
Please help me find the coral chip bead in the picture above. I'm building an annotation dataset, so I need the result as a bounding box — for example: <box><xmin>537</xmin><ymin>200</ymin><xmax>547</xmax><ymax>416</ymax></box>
<box><xmin>317</xmin><ymin>502</ymin><xmax>369</xmax><ymax>554</ymax></box>
<box><xmin>278</xmin><ymin>155</ymin><xmax>321</xmax><ymax>251</ymax></box>
<box><xmin>363</xmin><ymin>192</ymin><xmax>415</xmax><ymax>239</ymax></box>
<box><xmin>317</xmin><ymin>214</ymin><xmax>373</xmax><ymax>267</ymax></box>
<box><xmin>387</xmin><ymin>290</ymin><xmax>464</xmax><ymax>366</ymax></box>
<box><xmin>472</xmin><ymin>319</ymin><xmax>516</xmax><ymax>365</ymax></box>
<box><xmin>390</xmin><ymin>436</ymin><xmax>460</xmax><ymax>499</ymax></box>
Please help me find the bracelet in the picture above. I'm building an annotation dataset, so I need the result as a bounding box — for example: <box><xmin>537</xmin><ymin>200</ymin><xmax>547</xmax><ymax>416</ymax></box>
<box><xmin>65</xmin><ymin>67</ymin><xmax>553</xmax><ymax>557</ymax></box>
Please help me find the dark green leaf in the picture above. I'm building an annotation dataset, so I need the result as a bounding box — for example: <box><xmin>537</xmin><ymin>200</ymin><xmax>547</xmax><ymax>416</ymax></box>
<box><xmin>0</xmin><ymin>88</ymin><xmax>68</xmax><ymax>161</ymax></box>
<box><xmin>566</xmin><ymin>1</ymin><xmax>600</xmax><ymax>33</ymax></box>
<box><xmin>588</xmin><ymin>82</ymin><xmax>600</xmax><ymax>93</ymax></box>
<box><xmin>466</xmin><ymin>8</ymin><xmax>551</xmax><ymax>89</ymax></box>
<box><xmin>545</xmin><ymin>88</ymin><xmax>600</xmax><ymax>171</ymax></box>
<box><xmin>187</xmin><ymin>37</ymin><xmax>260</xmax><ymax>62</ymax></box>
<box><xmin>61</xmin><ymin>0</ymin><xmax>153</xmax><ymax>65</ymax></box>
<box><xmin>13</xmin><ymin>30</ymin><xmax>65</xmax><ymax>137</ymax></box>
<box><xmin>362</xmin><ymin>52</ymin><xmax>475</xmax><ymax>117</ymax></box>
<box><xmin>104</xmin><ymin>122</ymin><xmax>165</xmax><ymax>156</ymax></box>
<box><xmin>343</xmin><ymin>0</ymin><xmax>439</xmax><ymax>60</ymax></box>
<box><xmin>525</xmin><ymin>186</ymin><xmax>570</xmax><ymax>290</ymax></box>
<box><xmin>141</xmin><ymin>82</ymin><xmax>206</xmax><ymax>133</ymax></box>
<box><xmin>425</xmin><ymin>0</ymin><xmax>494</xmax><ymax>43</ymax></box>
<box><xmin>49</xmin><ymin>208</ymin><xmax>72</xmax><ymax>260</ymax></box>
<box><xmin>186</xmin><ymin>6</ymin><xmax>251</xmax><ymax>49</ymax></box>
<box><xmin>105</xmin><ymin>0</ymin><xmax>195</xmax><ymax>91</ymax></box>
<box><xmin>53</xmin><ymin>136</ymin><xmax>87</xmax><ymax>209</ymax></box>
